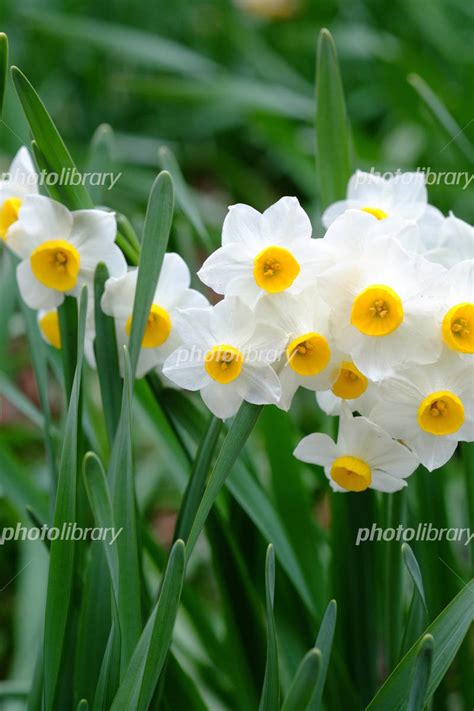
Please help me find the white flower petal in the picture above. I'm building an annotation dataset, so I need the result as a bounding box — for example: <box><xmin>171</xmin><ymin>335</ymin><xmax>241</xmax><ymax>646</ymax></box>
<box><xmin>16</xmin><ymin>259</ymin><xmax>63</xmax><ymax>310</ymax></box>
<box><xmin>293</xmin><ymin>433</ymin><xmax>338</xmax><ymax>467</ymax></box>
<box><xmin>410</xmin><ymin>432</ymin><xmax>457</xmax><ymax>471</ymax></box>
<box><xmin>260</xmin><ymin>196</ymin><xmax>312</xmax><ymax>245</ymax></box>
<box><xmin>101</xmin><ymin>270</ymin><xmax>137</xmax><ymax>319</ymax></box>
<box><xmin>236</xmin><ymin>363</ymin><xmax>281</xmax><ymax>405</ymax></box>
<box><xmin>162</xmin><ymin>348</ymin><xmax>209</xmax><ymax>391</ymax></box>
<box><xmin>222</xmin><ymin>203</ymin><xmax>262</xmax><ymax>249</ymax></box>
<box><xmin>15</xmin><ymin>195</ymin><xmax>73</xmax><ymax>247</ymax></box>
<box><xmin>155</xmin><ymin>253</ymin><xmax>191</xmax><ymax>306</ymax></box>
<box><xmin>200</xmin><ymin>381</ymin><xmax>243</xmax><ymax>419</ymax></box>
<box><xmin>197</xmin><ymin>243</ymin><xmax>253</xmax><ymax>295</ymax></box>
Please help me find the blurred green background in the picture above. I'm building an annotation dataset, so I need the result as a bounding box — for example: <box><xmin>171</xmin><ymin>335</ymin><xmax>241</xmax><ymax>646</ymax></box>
<box><xmin>0</xmin><ymin>0</ymin><xmax>473</xmax><ymax>707</ymax></box>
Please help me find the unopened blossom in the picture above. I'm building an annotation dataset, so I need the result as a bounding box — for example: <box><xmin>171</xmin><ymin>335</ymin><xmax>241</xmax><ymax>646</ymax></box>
<box><xmin>0</xmin><ymin>147</ymin><xmax>38</xmax><ymax>241</ymax></box>
<box><xmin>370</xmin><ymin>352</ymin><xmax>474</xmax><ymax>470</ymax></box>
<box><xmin>101</xmin><ymin>253</ymin><xmax>208</xmax><ymax>378</ymax></box>
<box><xmin>6</xmin><ymin>195</ymin><xmax>126</xmax><ymax>310</ymax></box>
<box><xmin>294</xmin><ymin>405</ymin><xmax>419</xmax><ymax>493</ymax></box>
<box><xmin>163</xmin><ymin>297</ymin><xmax>286</xmax><ymax>419</ymax></box>
<box><xmin>197</xmin><ymin>197</ymin><xmax>325</xmax><ymax>307</ymax></box>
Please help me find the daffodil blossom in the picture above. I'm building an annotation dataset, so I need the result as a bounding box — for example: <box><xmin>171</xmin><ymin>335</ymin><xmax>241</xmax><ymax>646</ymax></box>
<box><xmin>369</xmin><ymin>352</ymin><xmax>474</xmax><ymax>471</ymax></box>
<box><xmin>6</xmin><ymin>195</ymin><xmax>126</xmax><ymax>310</ymax></box>
<box><xmin>322</xmin><ymin>169</ymin><xmax>442</xmax><ymax>231</ymax></box>
<box><xmin>318</xmin><ymin>230</ymin><xmax>446</xmax><ymax>380</ymax></box>
<box><xmin>436</xmin><ymin>260</ymin><xmax>473</xmax><ymax>358</ymax></box>
<box><xmin>197</xmin><ymin>197</ymin><xmax>325</xmax><ymax>307</ymax></box>
<box><xmin>255</xmin><ymin>287</ymin><xmax>337</xmax><ymax>410</ymax></box>
<box><xmin>0</xmin><ymin>147</ymin><xmax>38</xmax><ymax>241</ymax></box>
<box><xmin>163</xmin><ymin>297</ymin><xmax>286</xmax><ymax>419</ymax></box>
<box><xmin>294</xmin><ymin>405</ymin><xmax>419</xmax><ymax>493</ymax></box>
<box><xmin>315</xmin><ymin>353</ymin><xmax>378</xmax><ymax>416</ymax></box>
<box><xmin>101</xmin><ymin>253</ymin><xmax>208</xmax><ymax>378</ymax></box>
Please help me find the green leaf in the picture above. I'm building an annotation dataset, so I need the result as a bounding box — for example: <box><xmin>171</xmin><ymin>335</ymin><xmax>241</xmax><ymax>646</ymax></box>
<box><xmin>408</xmin><ymin>74</ymin><xmax>474</xmax><ymax>162</ymax></box>
<box><xmin>93</xmin><ymin>623</ymin><xmax>120</xmax><ymax>711</ymax></box>
<box><xmin>87</xmin><ymin>123</ymin><xmax>115</xmax><ymax>204</ymax></box>
<box><xmin>128</xmin><ymin>171</ymin><xmax>174</xmax><ymax>378</ymax></box>
<box><xmin>366</xmin><ymin>580</ymin><xmax>474</xmax><ymax>710</ymax></box>
<box><xmin>259</xmin><ymin>545</ymin><xmax>280</xmax><ymax>711</ymax></box>
<box><xmin>93</xmin><ymin>263</ymin><xmax>122</xmax><ymax>444</ymax></box>
<box><xmin>406</xmin><ymin>635</ymin><xmax>434</xmax><ymax>711</ymax></box>
<box><xmin>0</xmin><ymin>33</ymin><xmax>8</xmax><ymax>117</ymax></box>
<box><xmin>282</xmin><ymin>649</ymin><xmax>322</xmax><ymax>711</ymax></box>
<box><xmin>403</xmin><ymin>543</ymin><xmax>429</xmax><ymax>619</ymax></box>
<box><xmin>77</xmin><ymin>701</ymin><xmax>89</xmax><ymax>711</ymax></box>
<box><xmin>315</xmin><ymin>28</ymin><xmax>352</xmax><ymax>209</ymax></box>
<box><xmin>158</xmin><ymin>145</ymin><xmax>212</xmax><ymax>249</ymax></box>
<box><xmin>186</xmin><ymin>402</ymin><xmax>263</xmax><ymax>557</ymax></box>
<box><xmin>174</xmin><ymin>414</ymin><xmax>223</xmax><ymax>542</ymax></box>
<box><xmin>110</xmin><ymin>539</ymin><xmax>186</xmax><ymax>711</ymax></box>
<box><xmin>108</xmin><ymin>348</ymin><xmax>142</xmax><ymax>672</ymax></box>
<box><xmin>11</xmin><ymin>66</ymin><xmax>93</xmax><ymax>210</ymax></box>
<box><xmin>83</xmin><ymin>452</ymin><xmax>120</xmax><ymax>602</ymax></box>
<box><xmin>310</xmin><ymin>600</ymin><xmax>337</xmax><ymax>710</ymax></box>
<box><xmin>58</xmin><ymin>295</ymin><xmax>78</xmax><ymax>402</ymax></box>
<box><xmin>43</xmin><ymin>287</ymin><xmax>87</xmax><ymax>710</ymax></box>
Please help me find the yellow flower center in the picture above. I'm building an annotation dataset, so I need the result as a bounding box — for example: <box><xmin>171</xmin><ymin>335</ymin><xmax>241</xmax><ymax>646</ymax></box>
<box><xmin>442</xmin><ymin>303</ymin><xmax>474</xmax><ymax>354</ymax></box>
<box><xmin>360</xmin><ymin>206</ymin><xmax>388</xmax><ymax>220</ymax></box>
<box><xmin>125</xmin><ymin>304</ymin><xmax>172</xmax><ymax>348</ymax></box>
<box><xmin>330</xmin><ymin>455</ymin><xmax>372</xmax><ymax>492</ymax></box>
<box><xmin>286</xmin><ymin>332</ymin><xmax>330</xmax><ymax>376</ymax></box>
<box><xmin>30</xmin><ymin>240</ymin><xmax>80</xmax><ymax>291</ymax></box>
<box><xmin>0</xmin><ymin>197</ymin><xmax>22</xmax><ymax>239</ymax></box>
<box><xmin>417</xmin><ymin>390</ymin><xmax>465</xmax><ymax>436</ymax></box>
<box><xmin>205</xmin><ymin>344</ymin><xmax>244</xmax><ymax>384</ymax></box>
<box><xmin>39</xmin><ymin>311</ymin><xmax>61</xmax><ymax>349</ymax></box>
<box><xmin>331</xmin><ymin>361</ymin><xmax>368</xmax><ymax>399</ymax></box>
<box><xmin>351</xmin><ymin>284</ymin><xmax>404</xmax><ymax>336</ymax></box>
<box><xmin>253</xmin><ymin>245</ymin><xmax>300</xmax><ymax>293</ymax></box>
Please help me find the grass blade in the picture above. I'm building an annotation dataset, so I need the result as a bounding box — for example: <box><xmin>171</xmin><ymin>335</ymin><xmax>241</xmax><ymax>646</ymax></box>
<box><xmin>259</xmin><ymin>545</ymin><xmax>280</xmax><ymax>711</ymax></box>
<box><xmin>282</xmin><ymin>649</ymin><xmax>322</xmax><ymax>711</ymax></box>
<box><xmin>128</xmin><ymin>171</ymin><xmax>174</xmax><ymax>378</ymax></box>
<box><xmin>93</xmin><ymin>263</ymin><xmax>122</xmax><ymax>444</ymax></box>
<box><xmin>407</xmin><ymin>635</ymin><xmax>434</xmax><ymax>711</ymax></box>
<box><xmin>87</xmin><ymin>123</ymin><xmax>115</xmax><ymax>205</ymax></box>
<box><xmin>43</xmin><ymin>287</ymin><xmax>87</xmax><ymax>710</ymax></box>
<box><xmin>0</xmin><ymin>33</ymin><xmax>8</xmax><ymax>117</ymax></box>
<box><xmin>186</xmin><ymin>402</ymin><xmax>263</xmax><ymax>557</ymax></box>
<box><xmin>309</xmin><ymin>600</ymin><xmax>337</xmax><ymax>710</ymax></box>
<box><xmin>110</xmin><ymin>540</ymin><xmax>186</xmax><ymax>710</ymax></box>
<box><xmin>11</xmin><ymin>66</ymin><xmax>92</xmax><ymax>210</ymax></box>
<box><xmin>366</xmin><ymin>580</ymin><xmax>474</xmax><ymax>710</ymax></box>
<box><xmin>315</xmin><ymin>28</ymin><xmax>352</xmax><ymax>209</ymax></box>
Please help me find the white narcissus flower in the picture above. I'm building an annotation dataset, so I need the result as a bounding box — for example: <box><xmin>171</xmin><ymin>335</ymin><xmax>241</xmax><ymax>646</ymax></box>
<box><xmin>369</xmin><ymin>352</ymin><xmax>474</xmax><ymax>471</ymax></box>
<box><xmin>101</xmin><ymin>253</ymin><xmax>208</xmax><ymax>379</ymax></box>
<box><xmin>318</xmin><ymin>224</ymin><xmax>446</xmax><ymax>380</ymax></box>
<box><xmin>163</xmin><ymin>297</ymin><xmax>286</xmax><ymax>419</ymax></box>
<box><xmin>6</xmin><ymin>195</ymin><xmax>126</xmax><ymax>310</ymax></box>
<box><xmin>197</xmin><ymin>197</ymin><xmax>325</xmax><ymax>307</ymax></box>
<box><xmin>255</xmin><ymin>287</ymin><xmax>337</xmax><ymax>411</ymax></box>
<box><xmin>0</xmin><ymin>147</ymin><xmax>38</xmax><ymax>241</ymax></box>
<box><xmin>294</xmin><ymin>405</ymin><xmax>419</xmax><ymax>493</ymax></box>
<box><xmin>322</xmin><ymin>170</ymin><xmax>442</xmax><ymax>230</ymax></box>
<box><xmin>436</xmin><ymin>260</ymin><xmax>473</xmax><ymax>358</ymax></box>
<box><xmin>426</xmin><ymin>213</ymin><xmax>474</xmax><ymax>268</ymax></box>
<box><xmin>315</xmin><ymin>354</ymin><xmax>378</xmax><ymax>417</ymax></box>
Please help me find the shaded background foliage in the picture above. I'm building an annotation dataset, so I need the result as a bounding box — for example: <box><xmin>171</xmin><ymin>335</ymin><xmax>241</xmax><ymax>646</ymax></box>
<box><xmin>0</xmin><ymin>0</ymin><xmax>473</xmax><ymax>709</ymax></box>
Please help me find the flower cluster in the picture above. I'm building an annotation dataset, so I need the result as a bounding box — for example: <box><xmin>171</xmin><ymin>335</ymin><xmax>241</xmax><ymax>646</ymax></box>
<box><xmin>2</xmin><ymin>148</ymin><xmax>473</xmax><ymax>494</ymax></box>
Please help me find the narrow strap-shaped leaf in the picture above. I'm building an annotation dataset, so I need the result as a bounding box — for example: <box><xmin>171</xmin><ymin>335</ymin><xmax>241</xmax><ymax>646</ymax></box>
<box><xmin>93</xmin><ymin>263</ymin><xmax>122</xmax><ymax>444</ymax></box>
<box><xmin>400</xmin><ymin>544</ymin><xmax>429</xmax><ymax>657</ymax></box>
<box><xmin>11</xmin><ymin>66</ymin><xmax>93</xmax><ymax>210</ymax></box>
<box><xmin>43</xmin><ymin>287</ymin><xmax>87</xmax><ymax>711</ymax></box>
<box><xmin>128</xmin><ymin>171</ymin><xmax>174</xmax><ymax>378</ymax></box>
<box><xmin>186</xmin><ymin>402</ymin><xmax>263</xmax><ymax>557</ymax></box>
<box><xmin>259</xmin><ymin>545</ymin><xmax>280</xmax><ymax>711</ymax></box>
<box><xmin>158</xmin><ymin>145</ymin><xmax>212</xmax><ymax>249</ymax></box>
<box><xmin>110</xmin><ymin>540</ymin><xmax>186</xmax><ymax>711</ymax></box>
<box><xmin>93</xmin><ymin>623</ymin><xmax>120</xmax><ymax>711</ymax></box>
<box><xmin>0</xmin><ymin>33</ymin><xmax>8</xmax><ymax>117</ymax></box>
<box><xmin>174</xmin><ymin>414</ymin><xmax>223</xmax><ymax>542</ymax></box>
<box><xmin>309</xmin><ymin>600</ymin><xmax>337</xmax><ymax>710</ymax></box>
<box><xmin>282</xmin><ymin>649</ymin><xmax>322</xmax><ymax>711</ymax></box>
<box><xmin>108</xmin><ymin>347</ymin><xmax>142</xmax><ymax>672</ymax></box>
<box><xmin>403</xmin><ymin>544</ymin><xmax>429</xmax><ymax>619</ymax></box>
<box><xmin>30</xmin><ymin>140</ymin><xmax>65</xmax><ymax>204</ymax></box>
<box><xmin>408</xmin><ymin>74</ymin><xmax>474</xmax><ymax>162</ymax></box>
<box><xmin>83</xmin><ymin>452</ymin><xmax>120</xmax><ymax>602</ymax></box>
<box><xmin>315</xmin><ymin>28</ymin><xmax>352</xmax><ymax>209</ymax></box>
<box><xmin>58</xmin><ymin>295</ymin><xmax>78</xmax><ymax>402</ymax></box>
<box><xmin>366</xmin><ymin>580</ymin><xmax>474</xmax><ymax>710</ymax></box>
<box><xmin>87</xmin><ymin>123</ymin><xmax>115</xmax><ymax>204</ymax></box>
<box><xmin>406</xmin><ymin>635</ymin><xmax>434</xmax><ymax>711</ymax></box>
<box><xmin>77</xmin><ymin>701</ymin><xmax>89</xmax><ymax>711</ymax></box>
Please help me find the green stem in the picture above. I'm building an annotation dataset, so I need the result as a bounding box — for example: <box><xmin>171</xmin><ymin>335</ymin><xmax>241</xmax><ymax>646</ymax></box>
<box><xmin>174</xmin><ymin>414</ymin><xmax>223</xmax><ymax>543</ymax></box>
<box><xmin>58</xmin><ymin>295</ymin><xmax>78</xmax><ymax>402</ymax></box>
